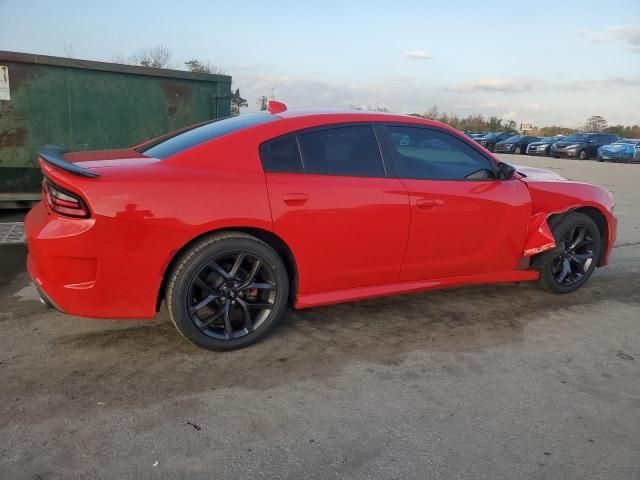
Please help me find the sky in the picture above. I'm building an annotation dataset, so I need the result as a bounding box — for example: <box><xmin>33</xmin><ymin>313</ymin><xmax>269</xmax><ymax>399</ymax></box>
<box><xmin>1</xmin><ymin>0</ymin><xmax>639</xmax><ymax>127</ymax></box>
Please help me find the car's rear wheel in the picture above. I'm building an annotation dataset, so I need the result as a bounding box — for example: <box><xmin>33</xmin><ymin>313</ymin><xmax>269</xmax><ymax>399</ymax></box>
<box><xmin>536</xmin><ymin>213</ymin><xmax>601</xmax><ymax>294</ymax></box>
<box><xmin>166</xmin><ymin>232</ymin><xmax>289</xmax><ymax>351</ymax></box>
<box><xmin>578</xmin><ymin>149</ymin><xmax>588</xmax><ymax>160</ymax></box>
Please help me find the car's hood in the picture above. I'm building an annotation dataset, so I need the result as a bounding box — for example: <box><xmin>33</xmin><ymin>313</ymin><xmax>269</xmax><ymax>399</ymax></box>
<box><xmin>512</xmin><ymin>164</ymin><xmax>567</xmax><ymax>182</ymax></box>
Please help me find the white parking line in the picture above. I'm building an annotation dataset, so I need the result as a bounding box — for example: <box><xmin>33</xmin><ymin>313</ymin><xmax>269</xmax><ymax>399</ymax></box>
<box><xmin>0</xmin><ymin>222</ymin><xmax>25</xmax><ymax>244</ymax></box>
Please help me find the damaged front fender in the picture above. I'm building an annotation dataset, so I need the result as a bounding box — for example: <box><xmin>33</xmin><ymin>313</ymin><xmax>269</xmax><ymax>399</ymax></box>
<box><xmin>523</xmin><ymin>212</ymin><xmax>556</xmax><ymax>257</ymax></box>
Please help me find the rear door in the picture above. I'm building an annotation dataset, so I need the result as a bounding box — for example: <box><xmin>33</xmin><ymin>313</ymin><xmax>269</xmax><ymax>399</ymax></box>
<box><xmin>381</xmin><ymin>124</ymin><xmax>531</xmax><ymax>282</ymax></box>
<box><xmin>261</xmin><ymin>124</ymin><xmax>410</xmax><ymax>295</ymax></box>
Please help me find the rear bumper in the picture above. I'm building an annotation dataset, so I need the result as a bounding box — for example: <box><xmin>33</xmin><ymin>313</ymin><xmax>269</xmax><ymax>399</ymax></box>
<box><xmin>25</xmin><ymin>201</ymin><xmax>183</xmax><ymax>319</ymax></box>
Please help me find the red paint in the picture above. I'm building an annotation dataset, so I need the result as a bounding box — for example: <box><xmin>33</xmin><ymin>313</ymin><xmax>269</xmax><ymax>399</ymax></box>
<box><xmin>267</xmin><ymin>100</ymin><xmax>287</xmax><ymax>114</ymax></box>
<box><xmin>25</xmin><ymin>109</ymin><xmax>617</xmax><ymax>319</ymax></box>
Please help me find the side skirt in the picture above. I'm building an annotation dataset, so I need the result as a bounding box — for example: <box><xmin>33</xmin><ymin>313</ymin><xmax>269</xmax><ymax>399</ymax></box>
<box><xmin>295</xmin><ymin>270</ymin><xmax>540</xmax><ymax>309</ymax></box>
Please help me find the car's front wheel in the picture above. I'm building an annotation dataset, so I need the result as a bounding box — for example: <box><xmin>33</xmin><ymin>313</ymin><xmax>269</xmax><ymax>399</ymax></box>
<box><xmin>536</xmin><ymin>212</ymin><xmax>601</xmax><ymax>294</ymax></box>
<box><xmin>166</xmin><ymin>232</ymin><xmax>289</xmax><ymax>351</ymax></box>
<box><xmin>578</xmin><ymin>149</ymin><xmax>588</xmax><ymax>160</ymax></box>
<box><xmin>515</xmin><ymin>145</ymin><xmax>522</xmax><ymax>154</ymax></box>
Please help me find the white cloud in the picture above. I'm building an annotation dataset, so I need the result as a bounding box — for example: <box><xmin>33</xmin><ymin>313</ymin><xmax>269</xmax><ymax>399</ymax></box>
<box><xmin>609</xmin><ymin>26</ymin><xmax>640</xmax><ymax>51</ymax></box>
<box><xmin>449</xmin><ymin>78</ymin><xmax>533</xmax><ymax>93</ymax></box>
<box><xmin>231</xmin><ymin>71</ymin><xmax>639</xmax><ymax>126</ymax></box>
<box><xmin>578</xmin><ymin>25</ymin><xmax>640</xmax><ymax>52</ymax></box>
<box><xmin>403</xmin><ymin>50</ymin><xmax>433</xmax><ymax>60</ymax></box>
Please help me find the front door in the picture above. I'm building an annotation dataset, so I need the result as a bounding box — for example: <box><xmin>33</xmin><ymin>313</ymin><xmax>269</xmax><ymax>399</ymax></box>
<box><xmin>382</xmin><ymin>124</ymin><xmax>532</xmax><ymax>282</ymax></box>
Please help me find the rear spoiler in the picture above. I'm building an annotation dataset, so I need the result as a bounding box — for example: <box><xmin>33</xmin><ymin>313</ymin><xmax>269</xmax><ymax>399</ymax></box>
<box><xmin>37</xmin><ymin>145</ymin><xmax>100</xmax><ymax>178</ymax></box>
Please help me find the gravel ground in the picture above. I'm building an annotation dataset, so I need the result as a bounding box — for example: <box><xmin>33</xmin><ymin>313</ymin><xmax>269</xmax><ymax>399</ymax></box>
<box><xmin>0</xmin><ymin>154</ymin><xmax>638</xmax><ymax>479</ymax></box>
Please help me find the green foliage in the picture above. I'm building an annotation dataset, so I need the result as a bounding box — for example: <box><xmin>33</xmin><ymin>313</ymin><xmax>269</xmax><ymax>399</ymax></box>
<box><xmin>231</xmin><ymin>88</ymin><xmax>248</xmax><ymax>115</ymax></box>
<box><xmin>604</xmin><ymin>124</ymin><xmax>640</xmax><ymax>138</ymax></box>
<box><xmin>584</xmin><ymin>115</ymin><xmax>608</xmax><ymax>132</ymax></box>
<box><xmin>257</xmin><ymin>95</ymin><xmax>269</xmax><ymax>111</ymax></box>
<box><xmin>416</xmin><ymin>105</ymin><xmax>518</xmax><ymax>133</ymax></box>
<box><xmin>533</xmin><ymin>126</ymin><xmax>574</xmax><ymax>136</ymax></box>
<box><xmin>184</xmin><ymin>59</ymin><xmax>225</xmax><ymax>75</ymax></box>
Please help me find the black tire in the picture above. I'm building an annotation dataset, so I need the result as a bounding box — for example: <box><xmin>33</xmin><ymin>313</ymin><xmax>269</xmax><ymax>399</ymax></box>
<box><xmin>544</xmin><ymin>147</ymin><xmax>551</xmax><ymax>157</ymax></box>
<box><xmin>578</xmin><ymin>149</ymin><xmax>588</xmax><ymax>160</ymax></box>
<box><xmin>515</xmin><ymin>145</ymin><xmax>522</xmax><ymax>154</ymax></box>
<box><xmin>166</xmin><ymin>232</ymin><xmax>289</xmax><ymax>351</ymax></box>
<box><xmin>536</xmin><ymin>212</ymin><xmax>601</xmax><ymax>294</ymax></box>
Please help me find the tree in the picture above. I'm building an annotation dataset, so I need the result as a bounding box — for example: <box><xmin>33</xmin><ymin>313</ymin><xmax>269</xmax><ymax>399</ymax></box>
<box><xmin>113</xmin><ymin>45</ymin><xmax>173</xmax><ymax>68</ymax></box>
<box><xmin>584</xmin><ymin>115</ymin><xmax>608</xmax><ymax>132</ymax></box>
<box><xmin>230</xmin><ymin>88</ymin><xmax>248</xmax><ymax>115</ymax></box>
<box><xmin>257</xmin><ymin>95</ymin><xmax>269</xmax><ymax>111</ymax></box>
<box><xmin>184</xmin><ymin>59</ymin><xmax>225</xmax><ymax>75</ymax></box>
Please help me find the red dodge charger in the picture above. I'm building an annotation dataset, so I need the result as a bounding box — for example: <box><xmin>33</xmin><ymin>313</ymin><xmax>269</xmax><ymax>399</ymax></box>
<box><xmin>26</xmin><ymin>102</ymin><xmax>617</xmax><ymax>350</ymax></box>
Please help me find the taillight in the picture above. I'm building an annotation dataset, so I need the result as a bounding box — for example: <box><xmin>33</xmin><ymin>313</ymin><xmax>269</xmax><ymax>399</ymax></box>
<box><xmin>43</xmin><ymin>179</ymin><xmax>90</xmax><ymax>218</ymax></box>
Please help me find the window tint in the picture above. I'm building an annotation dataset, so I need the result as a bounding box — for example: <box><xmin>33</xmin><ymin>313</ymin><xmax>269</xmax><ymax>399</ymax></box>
<box><xmin>385</xmin><ymin>126</ymin><xmax>496</xmax><ymax>180</ymax></box>
<box><xmin>139</xmin><ymin>113</ymin><xmax>277</xmax><ymax>159</ymax></box>
<box><xmin>298</xmin><ymin>125</ymin><xmax>385</xmax><ymax>177</ymax></box>
<box><xmin>261</xmin><ymin>136</ymin><xmax>303</xmax><ymax>173</ymax></box>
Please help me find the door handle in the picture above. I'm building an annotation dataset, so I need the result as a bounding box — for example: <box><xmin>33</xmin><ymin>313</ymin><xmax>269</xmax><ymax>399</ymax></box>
<box><xmin>283</xmin><ymin>193</ymin><xmax>309</xmax><ymax>206</ymax></box>
<box><xmin>416</xmin><ymin>198</ymin><xmax>444</xmax><ymax>210</ymax></box>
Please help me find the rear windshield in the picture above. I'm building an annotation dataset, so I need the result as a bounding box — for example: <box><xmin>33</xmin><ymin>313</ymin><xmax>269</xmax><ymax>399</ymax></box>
<box><xmin>138</xmin><ymin>113</ymin><xmax>277</xmax><ymax>159</ymax></box>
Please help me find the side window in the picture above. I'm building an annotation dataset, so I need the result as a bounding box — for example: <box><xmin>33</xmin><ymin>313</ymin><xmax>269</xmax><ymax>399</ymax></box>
<box><xmin>260</xmin><ymin>136</ymin><xmax>303</xmax><ymax>173</ymax></box>
<box><xmin>384</xmin><ymin>125</ymin><xmax>496</xmax><ymax>180</ymax></box>
<box><xmin>298</xmin><ymin>125</ymin><xmax>385</xmax><ymax>177</ymax></box>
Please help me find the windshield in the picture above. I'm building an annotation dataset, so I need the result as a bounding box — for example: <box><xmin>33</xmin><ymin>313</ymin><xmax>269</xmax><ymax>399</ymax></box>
<box><xmin>563</xmin><ymin>134</ymin><xmax>590</xmax><ymax>142</ymax></box>
<box><xmin>138</xmin><ymin>113</ymin><xmax>277</xmax><ymax>159</ymax></box>
<box><xmin>504</xmin><ymin>136</ymin><xmax>521</xmax><ymax>142</ymax></box>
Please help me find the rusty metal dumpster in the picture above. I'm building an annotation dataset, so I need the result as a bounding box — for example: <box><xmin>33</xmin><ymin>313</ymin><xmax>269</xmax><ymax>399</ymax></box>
<box><xmin>0</xmin><ymin>50</ymin><xmax>232</xmax><ymax>206</ymax></box>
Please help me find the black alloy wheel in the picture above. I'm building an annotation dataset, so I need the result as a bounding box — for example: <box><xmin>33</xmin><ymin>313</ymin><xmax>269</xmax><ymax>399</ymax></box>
<box><xmin>536</xmin><ymin>212</ymin><xmax>602</xmax><ymax>294</ymax></box>
<box><xmin>549</xmin><ymin>226</ymin><xmax>596</xmax><ymax>287</ymax></box>
<box><xmin>166</xmin><ymin>232</ymin><xmax>289</xmax><ymax>350</ymax></box>
<box><xmin>186</xmin><ymin>252</ymin><xmax>277</xmax><ymax>340</ymax></box>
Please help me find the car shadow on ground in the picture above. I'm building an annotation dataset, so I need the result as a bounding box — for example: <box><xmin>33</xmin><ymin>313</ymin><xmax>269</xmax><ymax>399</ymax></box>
<box><xmin>2</xmin><ymin>262</ymin><xmax>639</xmax><ymax>412</ymax></box>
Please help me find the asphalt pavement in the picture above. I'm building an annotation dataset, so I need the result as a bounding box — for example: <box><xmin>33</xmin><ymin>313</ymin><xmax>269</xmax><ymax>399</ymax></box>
<box><xmin>0</xmin><ymin>155</ymin><xmax>638</xmax><ymax>479</ymax></box>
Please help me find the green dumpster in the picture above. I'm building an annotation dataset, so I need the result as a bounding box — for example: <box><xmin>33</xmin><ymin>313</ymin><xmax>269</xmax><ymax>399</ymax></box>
<box><xmin>0</xmin><ymin>50</ymin><xmax>232</xmax><ymax>207</ymax></box>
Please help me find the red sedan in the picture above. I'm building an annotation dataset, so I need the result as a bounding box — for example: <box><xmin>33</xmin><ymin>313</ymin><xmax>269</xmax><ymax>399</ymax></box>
<box><xmin>26</xmin><ymin>102</ymin><xmax>617</xmax><ymax>350</ymax></box>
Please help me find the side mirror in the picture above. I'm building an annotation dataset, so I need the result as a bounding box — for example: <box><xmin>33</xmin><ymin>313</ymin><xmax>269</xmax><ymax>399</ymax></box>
<box><xmin>497</xmin><ymin>162</ymin><xmax>516</xmax><ymax>180</ymax></box>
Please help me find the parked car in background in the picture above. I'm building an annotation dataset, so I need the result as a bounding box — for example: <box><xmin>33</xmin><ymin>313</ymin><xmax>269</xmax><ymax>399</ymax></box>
<box><xmin>597</xmin><ymin>139</ymin><xmax>640</xmax><ymax>163</ymax></box>
<box><xmin>25</xmin><ymin>103</ymin><xmax>617</xmax><ymax>350</ymax></box>
<box><xmin>474</xmin><ymin>132</ymin><xmax>514</xmax><ymax>152</ymax></box>
<box><xmin>465</xmin><ymin>132</ymin><xmax>486</xmax><ymax>140</ymax></box>
<box><xmin>550</xmin><ymin>133</ymin><xmax>618</xmax><ymax>160</ymax></box>
<box><xmin>527</xmin><ymin>136</ymin><xmax>565</xmax><ymax>156</ymax></box>
<box><xmin>494</xmin><ymin>135</ymin><xmax>540</xmax><ymax>154</ymax></box>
